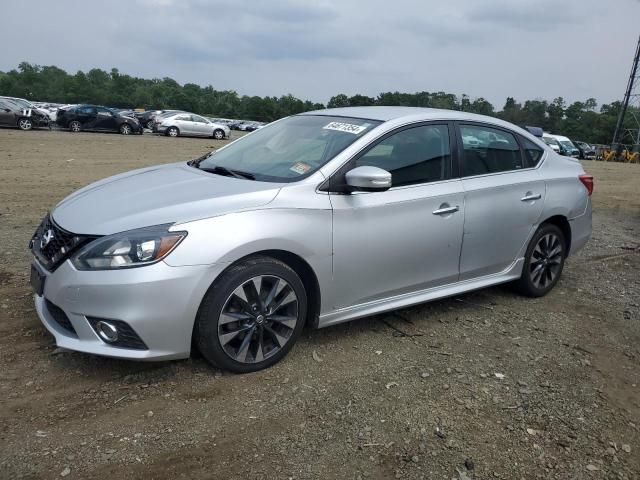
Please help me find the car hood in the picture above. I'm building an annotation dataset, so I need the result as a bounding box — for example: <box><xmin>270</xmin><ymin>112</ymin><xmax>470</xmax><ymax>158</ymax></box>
<box><xmin>52</xmin><ymin>162</ymin><xmax>282</xmax><ymax>235</ymax></box>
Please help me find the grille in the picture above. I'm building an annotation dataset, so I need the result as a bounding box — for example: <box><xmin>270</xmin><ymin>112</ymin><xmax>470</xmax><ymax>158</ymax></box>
<box><xmin>30</xmin><ymin>214</ymin><xmax>95</xmax><ymax>272</ymax></box>
<box><xmin>45</xmin><ymin>299</ymin><xmax>77</xmax><ymax>336</ymax></box>
<box><xmin>86</xmin><ymin>317</ymin><xmax>149</xmax><ymax>350</ymax></box>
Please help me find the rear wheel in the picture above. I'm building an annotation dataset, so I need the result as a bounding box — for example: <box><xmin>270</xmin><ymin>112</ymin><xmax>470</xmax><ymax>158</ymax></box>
<box><xmin>145</xmin><ymin>120</ymin><xmax>154</xmax><ymax>129</ymax></box>
<box><xmin>195</xmin><ymin>256</ymin><xmax>307</xmax><ymax>373</ymax></box>
<box><xmin>69</xmin><ymin>120</ymin><xmax>81</xmax><ymax>132</ymax></box>
<box><xmin>18</xmin><ymin>118</ymin><xmax>33</xmax><ymax>130</ymax></box>
<box><xmin>167</xmin><ymin>126</ymin><xmax>179</xmax><ymax>137</ymax></box>
<box><xmin>119</xmin><ymin>123</ymin><xmax>132</xmax><ymax>135</ymax></box>
<box><xmin>515</xmin><ymin>223</ymin><xmax>566</xmax><ymax>297</ymax></box>
<box><xmin>213</xmin><ymin>129</ymin><xmax>225</xmax><ymax>140</ymax></box>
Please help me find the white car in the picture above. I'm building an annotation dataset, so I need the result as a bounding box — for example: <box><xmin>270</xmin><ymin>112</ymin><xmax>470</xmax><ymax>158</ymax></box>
<box><xmin>542</xmin><ymin>133</ymin><xmax>561</xmax><ymax>152</ymax></box>
<box><xmin>155</xmin><ymin>112</ymin><xmax>230</xmax><ymax>139</ymax></box>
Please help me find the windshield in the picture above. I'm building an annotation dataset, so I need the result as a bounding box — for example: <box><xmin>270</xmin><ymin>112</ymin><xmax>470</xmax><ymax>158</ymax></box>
<box><xmin>559</xmin><ymin>140</ymin><xmax>575</xmax><ymax>149</ymax></box>
<box><xmin>196</xmin><ymin>115</ymin><xmax>381</xmax><ymax>182</ymax></box>
<box><xmin>543</xmin><ymin>137</ymin><xmax>560</xmax><ymax>147</ymax></box>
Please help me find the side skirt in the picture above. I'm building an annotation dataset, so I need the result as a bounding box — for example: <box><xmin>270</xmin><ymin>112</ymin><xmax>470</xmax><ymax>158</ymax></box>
<box><xmin>317</xmin><ymin>258</ymin><xmax>524</xmax><ymax>328</ymax></box>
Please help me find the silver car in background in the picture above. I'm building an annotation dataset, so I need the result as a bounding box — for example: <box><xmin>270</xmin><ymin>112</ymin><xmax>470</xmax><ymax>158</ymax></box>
<box><xmin>29</xmin><ymin>107</ymin><xmax>592</xmax><ymax>372</ymax></box>
<box><xmin>155</xmin><ymin>112</ymin><xmax>230</xmax><ymax>139</ymax></box>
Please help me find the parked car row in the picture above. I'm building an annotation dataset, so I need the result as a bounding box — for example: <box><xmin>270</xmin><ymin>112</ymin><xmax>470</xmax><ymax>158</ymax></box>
<box><xmin>542</xmin><ymin>133</ymin><xmax>595</xmax><ymax>159</ymax></box>
<box><xmin>0</xmin><ymin>98</ymin><xmax>264</xmax><ymax>139</ymax></box>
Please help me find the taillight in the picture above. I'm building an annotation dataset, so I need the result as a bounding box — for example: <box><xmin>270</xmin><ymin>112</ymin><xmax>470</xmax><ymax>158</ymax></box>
<box><xmin>579</xmin><ymin>174</ymin><xmax>594</xmax><ymax>196</ymax></box>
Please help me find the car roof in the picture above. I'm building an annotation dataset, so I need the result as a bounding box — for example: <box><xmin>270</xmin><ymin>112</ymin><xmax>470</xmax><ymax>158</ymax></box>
<box><xmin>300</xmin><ymin>106</ymin><xmax>524</xmax><ymax>128</ymax></box>
<box><xmin>551</xmin><ymin>134</ymin><xmax>571</xmax><ymax>141</ymax></box>
<box><xmin>299</xmin><ymin>106</ymin><xmax>543</xmax><ymax>142</ymax></box>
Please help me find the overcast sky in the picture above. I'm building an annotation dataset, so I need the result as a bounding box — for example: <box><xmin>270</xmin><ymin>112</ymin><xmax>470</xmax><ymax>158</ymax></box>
<box><xmin>2</xmin><ymin>0</ymin><xmax>639</xmax><ymax>108</ymax></box>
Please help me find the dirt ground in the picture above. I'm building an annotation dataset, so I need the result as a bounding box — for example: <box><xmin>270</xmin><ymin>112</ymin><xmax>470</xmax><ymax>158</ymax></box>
<box><xmin>0</xmin><ymin>129</ymin><xmax>638</xmax><ymax>480</ymax></box>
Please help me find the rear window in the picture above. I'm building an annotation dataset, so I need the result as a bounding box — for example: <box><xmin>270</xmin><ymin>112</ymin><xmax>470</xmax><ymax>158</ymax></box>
<box><xmin>520</xmin><ymin>136</ymin><xmax>544</xmax><ymax>167</ymax></box>
<box><xmin>460</xmin><ymin>125</ymin><xmax>523</xmax><ymax>176</ymax></box>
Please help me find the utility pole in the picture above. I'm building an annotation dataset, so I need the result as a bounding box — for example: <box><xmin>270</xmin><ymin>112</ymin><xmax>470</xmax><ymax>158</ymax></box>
<box><xmin>612</xmin><ymin>34</ymin><xmax>640</xmax><ymax>155</ymax></box>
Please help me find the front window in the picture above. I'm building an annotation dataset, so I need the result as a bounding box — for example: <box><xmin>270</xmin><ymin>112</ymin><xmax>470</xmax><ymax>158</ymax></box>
<box><xmin>195</xmin><ymin>115</ymin><xmax>381</xmax><ymax>182</ymax></box>
<box><xmin>559</xmin><ymin>140</ymin><xmax>574</xmax><ymax>149</ymax></box>
<box><xmin>354</xmin><ymin>124</ymin><xmax>451</xmax><ymax>187</ymax></box>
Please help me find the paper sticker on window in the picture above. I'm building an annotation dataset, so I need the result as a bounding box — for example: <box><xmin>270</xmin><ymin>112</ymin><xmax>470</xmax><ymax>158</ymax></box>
<box><xmin>323</xmin><ymin>122</ymin><xmax>367</xmax><ymax>135</ymax></box>
<box><xmin>290</xmin><ymin>162</ymin><xmax>311</xmax><ymax>175</ymax></box>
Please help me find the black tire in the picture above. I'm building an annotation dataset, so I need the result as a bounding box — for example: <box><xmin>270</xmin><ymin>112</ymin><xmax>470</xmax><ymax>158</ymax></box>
<box><xmin>69</xmin><ymin>120</ymin><xmax>81</xmax><ymax>133</ymax></box>
<box><xmin>17</xmin><ymin>117</ymin><xmax>33</xmax><ymax>131</ymax></box>
<box><xmin>514</xmin><ymin>223</ymin><xmax>566</xmax><ymax>297</ymax></box>
<box><xmin>213</xmin><ymin>129</ymin><xmax>225</xmax><ymax>140</ymax></box>
<box><xmin>167</xmin><ymin>126</ymin><xmax>179</xmax><ymax>137</ymax></box>
<box><xmin>195</xmin><ymin>256</ymin><xmax>307</xmax><ymax>373</ymax></box>
<box><xmin>119</xmin><ymin>123</ymin><xmax>132</xmax><ymax>135</ymax></box>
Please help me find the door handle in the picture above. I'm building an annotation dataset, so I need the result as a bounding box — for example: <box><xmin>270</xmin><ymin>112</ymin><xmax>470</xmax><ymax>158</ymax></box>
<box><xmin>432</xmin><ymin>205</ymin><xmax>459</xmax><ymax>215</ymax></box>
<box><xmin>520</xmin><ymin>193</ymin><xmax>542</xmax><ymax>202</ymax></box>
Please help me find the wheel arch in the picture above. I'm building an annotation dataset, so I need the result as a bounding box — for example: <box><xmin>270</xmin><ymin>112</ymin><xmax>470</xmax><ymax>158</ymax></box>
<box><xmin>540</xmin><ymin>215</ymin><xmax>572</xmax><ymax>255</ymax></box>
<box><xmin>190</xmin><ymin>248</ymin><xmax>322</xmax><ymax>356</ymax></box>
<box><xmin>230</xmin><ymin>250</ymin><xmax>321</xmax><ymax>329</ymax></box>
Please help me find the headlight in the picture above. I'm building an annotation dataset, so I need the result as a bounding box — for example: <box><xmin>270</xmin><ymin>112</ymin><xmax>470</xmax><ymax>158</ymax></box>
<box><xmin>71</xmin><ymin>225</ymin><xmax>186</xmax><ymax>270</ymax></box>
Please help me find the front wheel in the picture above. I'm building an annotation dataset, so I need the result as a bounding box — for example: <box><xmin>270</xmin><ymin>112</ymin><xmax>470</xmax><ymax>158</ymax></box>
<box><xmin>119</xmin><ymin>123</ymin><xmax>132</xmax><ymax>135</ymax></box>
<box><xmin>514</xmin><ymin>223</ymin><xmax>566</xmax><ymax>297</ymax></box>
<box><xmin>167</xmin><ymin>126</ymin><xmax>179</xmax><ymax>137</ymax></box>
<box><xmin>18</xmin><ymin>118</ymin><xmax>33</xmax><ymax>130</ymax></box>
<box><xmin>195</xmin><ymin>256</ymin><xmax>307</xmax><ymax>373</ymax></box>
<box><xmin>213</xmin><ymin>129</ymin><xmax>225</xmax><ymax>140</ymax></box>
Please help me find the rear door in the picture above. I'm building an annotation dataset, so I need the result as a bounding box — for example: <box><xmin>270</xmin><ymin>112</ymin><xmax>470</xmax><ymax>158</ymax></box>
<box><xmin>174</xmin><ymin>114</ymin><xmax>193</xmax><ymax>135</ymax></box>
<box><xmin>456</xmin><ymin>122</ymin><xmax>545</xmax><ymax>280</ymax></box>
<box><xmin>0</xmin><ymin>100</ymin><xmax>16</xmax><ymax>126</ymax></box>
<box><xmin>75</xmin><ymin>106</ymin><xmax>99</xmax><ymax>129</ymax></box>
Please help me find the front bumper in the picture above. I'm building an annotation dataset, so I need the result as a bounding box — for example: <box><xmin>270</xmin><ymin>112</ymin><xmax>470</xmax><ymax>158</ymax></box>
<box><xmin>32</xmin><ymin>258</ymin><xmax>227</xmax><ymax>361</ymax></box>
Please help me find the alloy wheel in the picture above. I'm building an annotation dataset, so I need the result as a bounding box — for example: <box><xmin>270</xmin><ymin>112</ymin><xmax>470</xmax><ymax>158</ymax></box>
<box><xmin>70</xmin><ymin>121</ymin><xmax>81</xmax><ymax>132</ymax></box>
<box><xmin>214</xmin><ymin>129</ymin><xmax>224</xmax><ymax>140</ymax></box>
<box><xmin>168</xmin><ymin>127</ymin><xmax>178</xmax><ymax>137</ymax></box>
<box><xmin>217</xmin><ymin>275</ymin><xmax>299</xmax><ymax>364</ymax></box>
<box><xmin>529</xmin><ymin>233</ymin><xmax>563</xmax><ymax>289</ymax></box>
<box><xmin>121</xmin><ymin>124</ymin><xmax>131</xmax><ymax>135</ymax></box>
<box><xmin>18</xmin><ymin>119</ymin><xmax>33</xmax><ymax>130</ymax></box>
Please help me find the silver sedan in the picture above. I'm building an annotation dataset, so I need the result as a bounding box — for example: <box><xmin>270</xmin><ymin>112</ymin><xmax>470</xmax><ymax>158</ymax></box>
<box><xmin>29</xmin><ymin>107</ymin><xmax>592</xmax><ymax>372</ymax></box>
<box><xmin>155</xmin><ymin>112</ymin><xmax>230</xmax><ymax>139</ymax></box>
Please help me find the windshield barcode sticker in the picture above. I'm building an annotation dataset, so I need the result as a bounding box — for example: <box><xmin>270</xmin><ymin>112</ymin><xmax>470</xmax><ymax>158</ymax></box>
<box><xmin>323</xmin><ymin>122</ymin><xmax>367</xmax><ymax>135</ymax></box>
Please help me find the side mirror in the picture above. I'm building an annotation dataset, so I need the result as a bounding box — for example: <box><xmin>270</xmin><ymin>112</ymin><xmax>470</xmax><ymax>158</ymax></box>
<box><xmin>345</xmin><ymin>166</ymin><xmax>392</xmax><ymax>192</ymax></box>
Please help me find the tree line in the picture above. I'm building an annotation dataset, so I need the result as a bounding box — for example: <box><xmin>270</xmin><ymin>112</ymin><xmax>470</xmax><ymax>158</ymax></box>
<box><xmin>1</xmin><ymin>62</ymin><xmax>634</xmax><ymax>145</ymax></box>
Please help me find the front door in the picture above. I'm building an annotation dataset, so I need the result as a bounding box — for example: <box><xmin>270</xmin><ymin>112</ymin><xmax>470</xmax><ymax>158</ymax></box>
<box><xmin>329</xmin><ymin>123</ymin><xmax>464</xmax><ymax>309</ymax></box>
<box><xmin>456</xmin><ymin>123</ymin><xmax>546</xmax><ymax>279</ymax></box>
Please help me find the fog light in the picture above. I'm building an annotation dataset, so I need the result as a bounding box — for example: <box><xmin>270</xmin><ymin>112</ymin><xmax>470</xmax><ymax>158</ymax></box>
<box><xmin>96</xmin><ymin>321</ymin><xmax>118</xmax><ymax>343</ymax></box>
